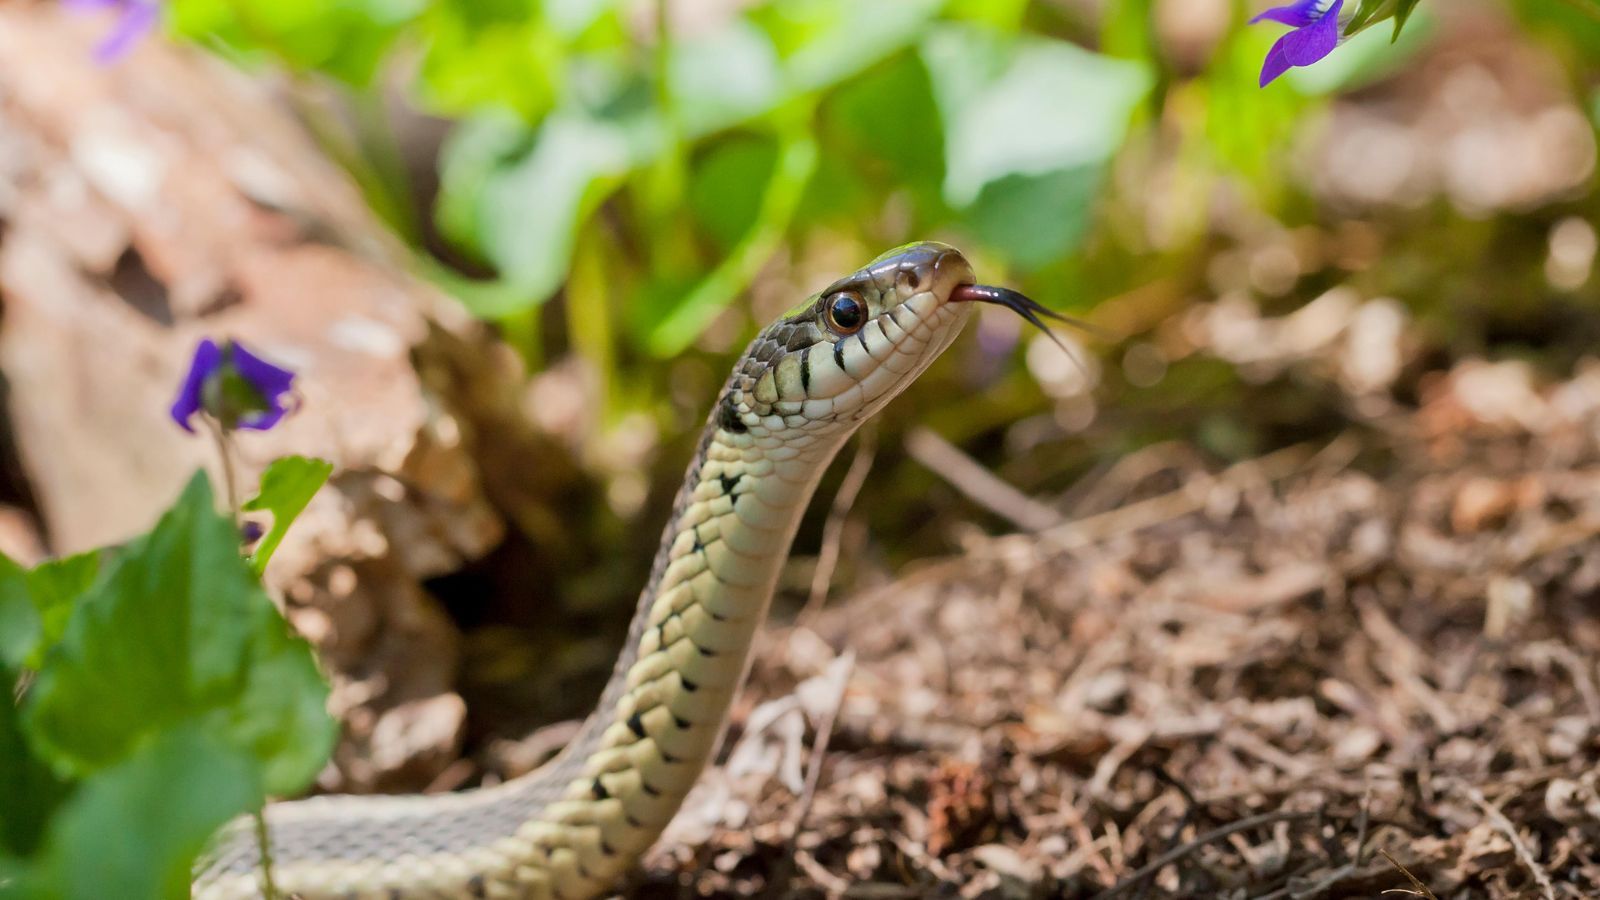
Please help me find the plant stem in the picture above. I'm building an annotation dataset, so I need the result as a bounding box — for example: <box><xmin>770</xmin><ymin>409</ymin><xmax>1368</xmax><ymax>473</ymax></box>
<box><xmin>205</xmin><ymin>419</ymin><xmax>241</xmax><ymax>523</ymax></box>
<box><xmin>252</xmin><ymin>810</ymin><xmax>280</xmax><ymax>900</ymax></box>
<box><xmin>205</xmin><ymin>416</ymin><xmax>278</xmax><ymax>900</ymax></box>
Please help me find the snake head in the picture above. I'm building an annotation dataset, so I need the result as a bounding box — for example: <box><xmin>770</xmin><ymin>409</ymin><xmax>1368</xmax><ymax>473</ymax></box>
<box><xmin>719</xmin><ymin>242</ymin><xmax>980</xmax><ymax>438</ymax></box>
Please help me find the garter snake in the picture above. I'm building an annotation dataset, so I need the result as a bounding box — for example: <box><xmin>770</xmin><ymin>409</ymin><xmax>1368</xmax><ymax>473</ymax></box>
<box><xmin>194</xmin><ymin>242</ymin><xmax>1064</xmax><ymax>900</ymax></box>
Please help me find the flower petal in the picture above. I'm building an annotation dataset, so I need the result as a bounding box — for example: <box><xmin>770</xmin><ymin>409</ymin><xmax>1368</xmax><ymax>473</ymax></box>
<box><xmin>1278</xmin><ymin>0</ymin><xmax>1342</xmax><ymax>67</ymax></box>
<box><xmin>170</xmin><ymin>338</ymin><xmax>222</xmax><ymax>433</ymax></box>
<box><xmin>229</xmin><ymin>341</ymin><xmax>296</xmax><ymax>403</ymax></box>
<box><xmin>236</xmin><ymin>406</ymin><xmax>287</xmax><ymax>432</ymax></box>
<box><xmin>91</xmin><ymin>0</ymin><xmax>160</xmax><ymax>63</ymax></box>
<box><xmin>1249</xmin><ymin>0</ymin><xmax>1324</xmax><ymax>27</ymax></box>
<box><xmin>1258</xmin><ymin>36</ymin><xmax>1296</xmax><ymax>86</ymax></box>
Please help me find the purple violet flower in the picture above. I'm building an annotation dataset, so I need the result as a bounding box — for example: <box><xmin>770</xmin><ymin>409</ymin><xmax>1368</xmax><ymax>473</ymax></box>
<box><xmin>1251</xmin><ymin>0</ymin><xmax>1345</xmax><ymax>87</ymax></box>
<box><xmin>171</xmin><ymin>338</ymin><xmax>297</xmax><ymax>433</ymax></box>
<box><xmin>63</xmin><ymin>0</ymin><xmax>161</xmax><ymax>63</ymax></box>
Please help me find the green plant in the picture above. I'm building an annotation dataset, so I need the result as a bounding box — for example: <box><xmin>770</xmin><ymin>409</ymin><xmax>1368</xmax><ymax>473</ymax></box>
<box><xmin>0</xmin><ymin>465</ymin><xmax>335</xmax><ymax>900</ymax></box>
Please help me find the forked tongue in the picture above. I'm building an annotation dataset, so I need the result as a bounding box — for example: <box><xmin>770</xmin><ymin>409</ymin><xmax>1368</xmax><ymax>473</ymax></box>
<box><xmin>950</xmin><ymin>283</ymin><xmax>1107</xmax><ymax>373</ymax></box>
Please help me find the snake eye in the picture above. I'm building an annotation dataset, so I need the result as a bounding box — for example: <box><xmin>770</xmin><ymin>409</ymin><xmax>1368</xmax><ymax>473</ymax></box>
<box><xmin>823</xmin><ymin>291</ymin><xmax>866</xmax><ymax>335</ymax></box>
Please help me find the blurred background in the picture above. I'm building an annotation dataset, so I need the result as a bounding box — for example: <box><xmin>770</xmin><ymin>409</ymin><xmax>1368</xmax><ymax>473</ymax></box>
<box><xmin>2</xmin><ymin>0</ymin><xmax>1599</xmax><ymax>894</ymax></box>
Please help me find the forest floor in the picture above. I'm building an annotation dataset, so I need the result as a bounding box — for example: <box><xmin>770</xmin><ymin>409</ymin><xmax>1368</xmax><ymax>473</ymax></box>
<box><xmin>609</xmin><ymin>319</ymin><xmax>1600</xmax><ymax>898</ymax></box>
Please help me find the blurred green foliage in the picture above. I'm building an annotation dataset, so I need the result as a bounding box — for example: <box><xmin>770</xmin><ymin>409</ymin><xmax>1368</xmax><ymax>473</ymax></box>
<box><xmin>0</xmin><ymin>473</ymin><xmax>335</xmax><ymax>900</ymax></box>
<box><xmin>153</xmin><ymin>0</ymin><xmax>1600</xmax><ymax>576</ymax></box>
<box><xmin>167</xmin><ymin>0</ymin><xmax>1166</xmax><ymax>360</ymax></box>
<box><xmin>153</xmin><ymin>0</ymin><xmax>1466</xmax><ymax>416</ymax></box>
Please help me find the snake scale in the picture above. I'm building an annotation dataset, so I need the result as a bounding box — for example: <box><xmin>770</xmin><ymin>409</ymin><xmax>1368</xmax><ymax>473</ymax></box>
<box><xmin>194</xmin><ymin>242</ymin><xmax>1059</xmax><ymax>899</ymax></box>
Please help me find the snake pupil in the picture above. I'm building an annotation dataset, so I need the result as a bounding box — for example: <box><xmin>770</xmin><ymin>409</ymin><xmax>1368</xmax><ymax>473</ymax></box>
<box><xmin>825</xmin><ymin>292</ymin><xmax>866</xmax><ymax>334</ymax></box>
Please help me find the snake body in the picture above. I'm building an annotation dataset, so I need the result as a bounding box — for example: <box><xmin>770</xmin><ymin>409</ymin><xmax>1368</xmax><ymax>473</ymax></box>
<box><xmin>195</xmin><ymin>242</ymin><xmax>982</xmax><ymax>899</ymax></box>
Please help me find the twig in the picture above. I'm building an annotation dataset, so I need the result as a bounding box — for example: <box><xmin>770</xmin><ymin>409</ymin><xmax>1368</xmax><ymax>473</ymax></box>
<box><xmin>1093</xmin><ymin>811</ymin><xmax>1316</xmax><ymax>900</ymax></box>
<box><xmin>905</xmin><ymin>427</ymin><xmax>1065</xmax><ymax>532</ymax></box>
<box><xmin>767</xmin><ymin>652</ymin><xmax>855</xmax><ymax>896</ymax></box>
<box><xmin>792</xmin><ymin>848</ymin><xmax>849</xmax><ymax>895</ymax></box>
<box><xmin>1151</xmin><ymin>764</ymin><xmax>1207</xmax><ymax>852</ymax></box>
<box><xmin>803</xmin><ymin>430</ymin><xmax>877</xmax><ymax>621</ymax></box>
<box><xmin>1377</xmin><ymin>849</ymin><xmax>1439</xmax><ymax>899</ymax></box>
<box><xmin>1041</xmin><ymin>441</ymin><xmax>1318</xmax><ymax>551</ymax></box>
<box><xmin>790</xmin><ymin>652</ymin><xmax>854</xmax><ymax>837</ymax></box>
<box><xmin>1455</xmin><ymin>782</ymin><xmax>1555</xmax><ymax>900</ymax></box>
<box><xmin>1278</xmin><ymin>792</ymin><xmax>1373</xmax><ymax>900</ymax></box>
<box><xmin>1354</xmin><ymin>786</ymin><xmax>1373</xmax><ymax>866</ymax></box>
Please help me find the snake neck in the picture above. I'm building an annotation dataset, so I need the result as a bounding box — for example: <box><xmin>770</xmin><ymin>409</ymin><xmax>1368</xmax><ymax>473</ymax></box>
<box><xmin>511</xmin><ymin>398</ymin><xmax>847</xmax><ymax>897</ymax></box>
<box><xmin>193</xmin><ymin>394</ymin><xmax>849</xmax><ymax>900</ymax></box>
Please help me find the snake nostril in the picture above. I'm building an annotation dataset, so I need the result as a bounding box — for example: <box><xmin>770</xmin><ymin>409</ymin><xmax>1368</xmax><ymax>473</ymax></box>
<box><xmin>931</xmin><ymin>249</ymin><xmax>973</xmax><ymax>289</ymax></box>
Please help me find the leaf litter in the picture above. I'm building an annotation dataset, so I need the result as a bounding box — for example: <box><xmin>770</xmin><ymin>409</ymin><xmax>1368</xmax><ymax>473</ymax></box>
<box><xmin>625</xmin><ymin>298</ymin><xmax>1600</xmax><ymax>898</ymax></box>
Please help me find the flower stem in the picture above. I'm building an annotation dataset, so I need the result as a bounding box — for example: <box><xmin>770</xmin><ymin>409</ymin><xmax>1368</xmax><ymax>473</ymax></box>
<box><xmin>252</xmin><ymin>810</ymin><xmax>279</xmax><ymax>900</ymax></box>
<box><xmin>204</xmin><ymin>419</ymin><xmax>241</xmax><ymax>520</ymax></box>
<box><xmin>204</xmin><ymin>416</ymin><xmax>278</xmax><ymax>900</ymax></box>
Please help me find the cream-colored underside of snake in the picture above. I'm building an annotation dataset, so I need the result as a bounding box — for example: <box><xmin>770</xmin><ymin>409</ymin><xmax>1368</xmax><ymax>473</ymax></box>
<box><xmin>193</xmin><ymin>248</ymin><xmax>974</xmax><ymax>900</ymax></box>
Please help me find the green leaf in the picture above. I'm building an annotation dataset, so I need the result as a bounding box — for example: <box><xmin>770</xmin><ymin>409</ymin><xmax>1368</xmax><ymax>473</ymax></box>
<box><xmin>241</xmin><ymin>456</ymin><xmax>334</xmax><ymax>575</ymax></box>
<box><xmin>822</xmin><ymin>52</ymin><xmax>945</xmax><ymax>205</ymax></box>
<box><xmin>0</xmin><ymin>557</ymin><xmax>36</xmax><ymax>674</ymax></box>
<box><xmin>1345</xmin><ymin>0</ymin><xmax>1396</xmax><ymax>36</ymax></box>
<box><xmin>21</xmin><ymin>726</ymin><xmax>259</xmax><ymax>900</ymax></box>
<box><xmin>209</xmin><ymin>610</ymin><xmax>340</xmax><ymax>794</ymax></box>
<box><xmin>668</xmin><ymin>21</ymin><xmax>782</xmax><ymax>137</ymax></box>
<box><xmin>964</xmin><ymin>167</ymin><xmax>1106</xmax><ymax>271</ymax></box>
<box><xmin>434</xmin><ymin>112</ymin><xmax>535</xmax><ymax>266</ymax></box>
<box><xmin>415</xmin><ymin>5</ymin><xmax>562</xmax><ymax>120</ymax></box>
<box><xmin>641</xmin><ymin>128</ymin><xmax>818</xmax><ymax>357</ymax></box>
<box><xmin>689</xmin><ymin>136</ymin><xmax>780</xmax><ymax>251</ymax></box>
<box><xmin>22</xmin><ymin>474</ymin><xmax>335</xmax><ymax>796</ymax></box>
<box><xmin>1392</xmin><ymin>0</ymin><xmax>1423</xmax><ymax>40</ymax></box>
<box><xmin>920</xmin><ymin>25</ymin><xmax>1151</xmax><ymax>268</ymax></box>
<box><xmin>1099</xmin><ymin>0</ymin><xmax>1155</xmax><ymax>60</ymax></box>
<box><xmin>168</xmin><ymin>0</ymin><xmax>424</xmax><ymax>86</ymax></box>
<box><xmin>445</xmin><ymin>108</ymin><xmax>662</xmax><ymax>316</ymax></box>
<box><xmin>750</xmin><ymin>0</ymin><xmax>943</xmax><ymax>93</ymax></box>
<box><xmin>0</xmin><ymin>673</ymin><xmax>69</xmax><ymax>858</ymax></box>
<box><xmin>0</xmin><ymin>552</ymin><xmax>101</xmax><ymax>672</ymax></box>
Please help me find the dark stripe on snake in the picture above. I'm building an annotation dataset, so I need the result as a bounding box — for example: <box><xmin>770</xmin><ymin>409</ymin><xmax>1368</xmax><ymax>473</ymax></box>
<box><xmin>718</xmin><ymin>397</ymin><xmax>746</xmax><ymax>433</ymax></box>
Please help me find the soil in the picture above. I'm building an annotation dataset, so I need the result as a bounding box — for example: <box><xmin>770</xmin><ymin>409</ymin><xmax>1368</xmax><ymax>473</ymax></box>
<box><xmin>612</xmin><ymin>349</ymin><xmax>1600</xmax><ymax>898</ymax></box>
